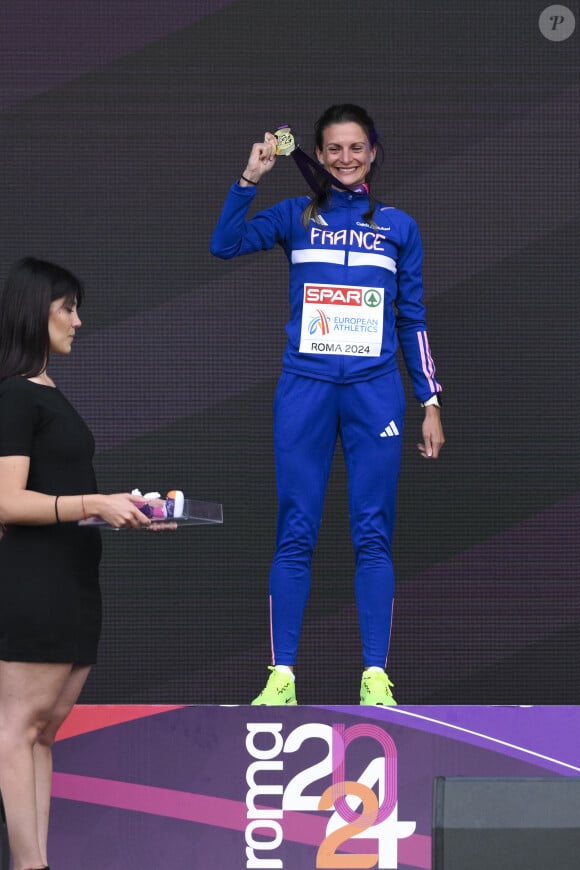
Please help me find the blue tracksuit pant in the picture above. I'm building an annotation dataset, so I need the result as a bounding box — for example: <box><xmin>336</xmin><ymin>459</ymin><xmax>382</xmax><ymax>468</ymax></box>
<box><xmin>269</xmin><ymin>369</ymin><xmax>405</xmax><ymax>667</ymax></box>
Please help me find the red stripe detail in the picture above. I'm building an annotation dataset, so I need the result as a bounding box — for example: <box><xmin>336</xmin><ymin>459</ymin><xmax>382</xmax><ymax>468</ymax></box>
<box><xmin>56</xmin><ymin>704</ymin><xmax>186</xmax><ymax>741</ymax></box>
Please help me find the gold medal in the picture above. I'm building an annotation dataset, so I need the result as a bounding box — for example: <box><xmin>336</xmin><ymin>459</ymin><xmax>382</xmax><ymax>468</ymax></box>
<box><xmin>274</xmin><ymin>125</ymin><xmax>295</xmax><ymax>156</ymax></box>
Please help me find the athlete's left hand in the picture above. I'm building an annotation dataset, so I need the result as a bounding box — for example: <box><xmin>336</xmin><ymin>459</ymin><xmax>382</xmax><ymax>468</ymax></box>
<box><xmin>417</xmin><ymin>406</ymin><xmax>445</xmax><ymax>459</ymax></box>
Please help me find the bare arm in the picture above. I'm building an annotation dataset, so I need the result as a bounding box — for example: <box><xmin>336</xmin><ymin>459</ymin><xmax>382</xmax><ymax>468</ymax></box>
<box><xmin>0</xmin><ymin>455</ymin><xmax>152</xmax><ymax>529</ymax></box>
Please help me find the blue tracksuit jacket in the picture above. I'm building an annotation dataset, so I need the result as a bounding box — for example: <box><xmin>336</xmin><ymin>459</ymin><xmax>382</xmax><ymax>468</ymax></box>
<box><xmin>210</xmin><ymin>182</ymin><xmax>441</xmax><ymax>401</ymax></box>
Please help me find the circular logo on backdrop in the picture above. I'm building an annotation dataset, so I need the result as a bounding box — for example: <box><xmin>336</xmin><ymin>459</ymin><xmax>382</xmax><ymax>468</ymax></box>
<box><xmin>539</xmin><ymin>5</ymin><xmax>576</xmax><ymax>41</ymax></box>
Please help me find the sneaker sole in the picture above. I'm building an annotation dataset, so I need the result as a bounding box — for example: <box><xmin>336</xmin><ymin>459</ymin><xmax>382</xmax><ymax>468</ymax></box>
<box><xmin>251</xmin><ymin>700</ymin><xmax>298</xmax><ymax>706</ymax></box>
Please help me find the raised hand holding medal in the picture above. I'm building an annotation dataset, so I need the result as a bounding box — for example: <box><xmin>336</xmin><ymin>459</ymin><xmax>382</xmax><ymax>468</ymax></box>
<box><xmin>239</xmin><ymin>123</ymin><xmax>360</xmax><ymax>196</ymax></box>
<box><xmin>280</xmin><ymin>123</ymin><xmax>361</xmax><ymax>195</ymax></box>
<box><xmin>238</xmin><ymin>131</ymin><xmax>278</xmax><ymax>186</ymax></box>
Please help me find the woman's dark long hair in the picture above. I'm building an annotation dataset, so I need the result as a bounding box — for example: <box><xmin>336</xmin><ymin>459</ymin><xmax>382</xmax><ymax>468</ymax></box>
<box><xmin>301</xmin><ymin>103</ymin><xmax>384</xmax><ymax>229</ymax></box>
<box><xmin>0</xmin><ymin>257</ymin><xmax>84</xmax><ymax>381</ymax></box>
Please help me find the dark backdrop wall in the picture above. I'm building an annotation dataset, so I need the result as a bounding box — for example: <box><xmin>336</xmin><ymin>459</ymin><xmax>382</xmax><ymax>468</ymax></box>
<box><xmin>0</xmin><ymin>1</ymin><xmax>578</xmax><ymax>704</ymax></box>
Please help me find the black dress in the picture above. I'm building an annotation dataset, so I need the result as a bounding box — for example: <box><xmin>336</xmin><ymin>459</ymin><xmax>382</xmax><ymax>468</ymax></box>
<box><xmin>0</xmin><ymin>377</ymin><xmax>102</xmax><ymax>663</ymax></box>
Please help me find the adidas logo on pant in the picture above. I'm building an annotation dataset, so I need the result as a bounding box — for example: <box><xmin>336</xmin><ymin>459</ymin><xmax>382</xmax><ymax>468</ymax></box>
<box><xmin>380</xmin><ymin>420</ymin><xmax>399</xmax><ymax>438</ymax></box>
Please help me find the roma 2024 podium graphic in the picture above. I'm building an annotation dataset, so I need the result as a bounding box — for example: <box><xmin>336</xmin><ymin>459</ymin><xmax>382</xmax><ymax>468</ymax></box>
<box><xmin>32</xmin><ymin>705</ymin><xmax>580</xmax><ymax>869</ymax></box>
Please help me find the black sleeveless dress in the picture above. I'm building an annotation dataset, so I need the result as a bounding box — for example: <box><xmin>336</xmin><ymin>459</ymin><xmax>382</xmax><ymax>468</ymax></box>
<box><xmin>0</xmin><ymin>377</ymin><xmax>102</xmax><ymax>663</ymax></box>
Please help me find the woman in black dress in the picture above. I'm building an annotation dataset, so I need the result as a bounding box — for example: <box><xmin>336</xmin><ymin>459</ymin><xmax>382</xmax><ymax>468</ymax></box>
<box><xmin>0</xmin><ymin>258</ymin><xmax>155</xmax><ymax>870</ymax></box>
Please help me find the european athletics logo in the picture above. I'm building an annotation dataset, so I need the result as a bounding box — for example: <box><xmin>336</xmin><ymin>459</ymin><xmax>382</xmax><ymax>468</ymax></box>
<box><xmin>308</xmin><ymin>308</ymin><xmax>331</xmax><ymax>336</ymax></box>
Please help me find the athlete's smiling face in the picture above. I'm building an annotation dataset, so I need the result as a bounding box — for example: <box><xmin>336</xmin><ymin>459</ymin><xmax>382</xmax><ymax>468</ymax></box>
<box><xmin>316</xmin><ymin>122</ymin><xmax>376</xmax><ymax>189</ymax></box>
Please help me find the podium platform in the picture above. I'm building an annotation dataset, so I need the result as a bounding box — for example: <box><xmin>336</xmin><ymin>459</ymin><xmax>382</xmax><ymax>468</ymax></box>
<box><xmin>16</xmin><ymin>706</ymin><xmax>580</xmax><ymax>869</ymax></box>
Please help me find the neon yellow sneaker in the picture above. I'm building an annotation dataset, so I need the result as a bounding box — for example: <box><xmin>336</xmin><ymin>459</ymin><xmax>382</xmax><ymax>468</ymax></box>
<box><xmin>360</xmin><ymin>670</ymin><xmax>397</xmax><ymax>706</ymax></box>
<box><xmin>251</xmin><ymin>666</ymin><xmax>298</xmax><ymax>705</ymax></box>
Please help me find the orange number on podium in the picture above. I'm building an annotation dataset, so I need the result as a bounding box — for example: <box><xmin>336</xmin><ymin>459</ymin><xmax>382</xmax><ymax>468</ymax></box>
<box><xmin>316</xmin><ymin>780</ymin><xmax>379</xmax><ymax>868</ymax></box>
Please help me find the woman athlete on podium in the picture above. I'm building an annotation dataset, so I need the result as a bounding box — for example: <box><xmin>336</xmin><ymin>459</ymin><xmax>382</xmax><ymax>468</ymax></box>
<box><xmin>211</xmin><ymin>104</ymin><xmax>444</xmax><ymax>706</ymax></box>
